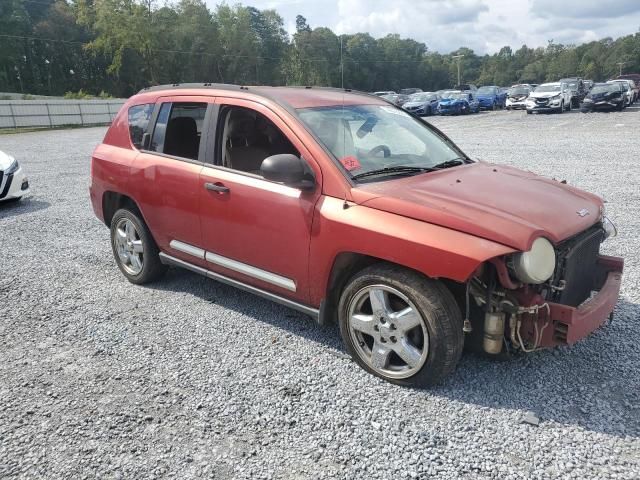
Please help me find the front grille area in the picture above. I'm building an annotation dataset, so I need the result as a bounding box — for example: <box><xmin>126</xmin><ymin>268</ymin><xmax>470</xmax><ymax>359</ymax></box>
<box><xmin>0</xmin><ymin>171</ymin><xmax>13</xmax><ymax>199</ymax></box>
<box><xmin>536</xmin><ymin>98</ymin><xmax>549</xmax><ymax>105</ymax></box>
<box><xmin>551</xmin><ymin>224</ymin><xmax>604</xmax><ymax>307</ymax></box>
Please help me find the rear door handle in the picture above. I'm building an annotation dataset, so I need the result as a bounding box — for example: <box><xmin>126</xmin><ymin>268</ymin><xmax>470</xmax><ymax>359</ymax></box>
<box><xmin>205</xmin><ymin>182</ymin><xmax>230</xmax><ymax>194</ymax></box>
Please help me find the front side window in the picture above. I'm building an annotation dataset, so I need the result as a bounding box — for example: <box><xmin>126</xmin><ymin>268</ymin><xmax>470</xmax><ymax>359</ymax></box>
<box><xmin>297</xmin><ymin>104</ymin><xmax>466</xmax><ymax>182</ymax></box>
<box><xmin>150</xmin><ymin>102</ymin><xmax>207</xmax><ymax>160</ymax></box>
<box><xmin>128</xmin><ymin>103</ymin><xmax>154</xmax><ymax>148</ymax></box>
<box><xmin>217</xmin><ymin>105</ymin><xmax>299</xmax><ymax>176</ymax></box>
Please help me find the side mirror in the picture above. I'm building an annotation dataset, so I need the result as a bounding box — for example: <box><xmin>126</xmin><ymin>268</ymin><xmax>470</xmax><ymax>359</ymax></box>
<box><xmin>260</xmin><ymin>154</ymin><xmax>315</xmax><ymax>190</ymax></box>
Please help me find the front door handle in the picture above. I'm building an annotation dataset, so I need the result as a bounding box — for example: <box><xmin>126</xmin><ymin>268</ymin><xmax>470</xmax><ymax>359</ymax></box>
<box><xmin>205</xmin><ymin>182</ymin><xmax>230</xmax><ymax>194</ymax></box>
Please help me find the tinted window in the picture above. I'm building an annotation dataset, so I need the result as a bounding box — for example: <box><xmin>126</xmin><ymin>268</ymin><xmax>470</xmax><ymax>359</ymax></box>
<box><xmin>150</xmin><ymin>102</ymin><xmax>207</xmax><ymax>160</ymax></box>
<box><xmin>128</xmin><ymin>103</ymin><xmax>154</xmax><ymax>148</ymax></box>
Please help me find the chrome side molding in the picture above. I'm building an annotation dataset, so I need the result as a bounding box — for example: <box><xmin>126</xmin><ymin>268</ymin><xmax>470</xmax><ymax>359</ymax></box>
<box><xmin>159</xmin><ymin>252</ymin><xmax>319</xmax><ymax>319</ymax></box>
<box><xmin>169</xmin><ymin>239</ymin><xmax>296</xmax><ymax>292</ymax></box>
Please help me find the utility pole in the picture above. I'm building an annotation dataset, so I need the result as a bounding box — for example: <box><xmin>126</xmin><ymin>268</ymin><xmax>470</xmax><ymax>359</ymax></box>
<box><xmin>340</xmin><ymin>35</ymin><xmax>344</xmax><ymax>89</ymax></box>
<box><xmin>452</xmin><ymin>54</ymin><xmax>464</xmax><ymax>86</ymax></box>
<box><xmin>617</xmin><ymin>62</ymin><xmax>626</xmax><ymax>77</ymax></box>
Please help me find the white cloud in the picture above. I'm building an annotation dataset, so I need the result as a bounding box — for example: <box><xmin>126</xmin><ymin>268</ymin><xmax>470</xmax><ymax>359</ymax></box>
<box><xmin>204</xmin><ymin>0</ymin><xmax>640</xmax><ymax>54</ymax></box>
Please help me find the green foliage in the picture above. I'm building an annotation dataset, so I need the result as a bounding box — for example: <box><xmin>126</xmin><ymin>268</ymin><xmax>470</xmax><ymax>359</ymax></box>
<box><xmin>1</xmin><ymin>1</ymin><xmax>640</xmax><ymax>97</ymax></box>
<box><xmin>64</xmin><ymin>89</ymin><xmax>93</xmax><ymax>99</ymax></box>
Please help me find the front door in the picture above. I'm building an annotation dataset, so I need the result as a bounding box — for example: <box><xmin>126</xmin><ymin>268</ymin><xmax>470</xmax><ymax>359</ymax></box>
<box><xmin>197</xmin><ymin>98</ymin><xmax>322</xmax><ymax>304</ymax></box>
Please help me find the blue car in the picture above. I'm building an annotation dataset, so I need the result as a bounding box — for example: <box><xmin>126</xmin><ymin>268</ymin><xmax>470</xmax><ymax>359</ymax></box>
<box><xmin>402</xmin><ymin>92</ymin><xmax>441</xmax><ymax>116</ymax></box>
<box><xmin>437</xmin><ymin>91</ymin><xmax>480</xmax><ymax>115</ymax></box>
<box><xmin>476</xmin><ymin>85</ymin><xmax>507</xmax><ymax>110</ymax></box>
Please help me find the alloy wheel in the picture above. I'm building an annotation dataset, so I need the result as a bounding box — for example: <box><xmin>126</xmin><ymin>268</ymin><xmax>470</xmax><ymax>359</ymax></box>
<box><xmin>347</xmin><ymin>285</ymin><xmax>429</xmax><ymax>379</ymax></box>
<box><xmin>113</xmin><ymin>218</ymin><xmax>145</xmax><ymax>275</ymax></box>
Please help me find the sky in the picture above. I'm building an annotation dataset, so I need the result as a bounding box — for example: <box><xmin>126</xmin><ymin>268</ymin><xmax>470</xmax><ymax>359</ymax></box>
<box><xmin>204</xmin><ymin>0</ymin><xmax>640</xmax><ymax>54</ymax></box>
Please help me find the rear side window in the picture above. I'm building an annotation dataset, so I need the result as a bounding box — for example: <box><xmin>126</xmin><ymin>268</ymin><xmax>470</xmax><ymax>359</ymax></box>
<box><xmin>128</xmin><ymin>104</ymin><xmax>154</xmax><ymax>149</ymax></box>
<box><xmin>150</xmin><ymin>102</ymin><xmax>207</xmax><ymax>160</ymax></box>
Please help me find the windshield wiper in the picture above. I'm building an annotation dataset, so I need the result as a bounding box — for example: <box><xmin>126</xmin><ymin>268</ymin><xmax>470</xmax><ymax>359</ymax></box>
<box><xmin>429</xmin><ymin>158</ymin><xmax>466</xmax><ymax>170</ymax></box>
<box><xmin>351</xmin><ymin>159</ymin><xmax>467</xmax><ymax>181</ymax></box>
<box><xmin>352</xmin><ymin>166</ymin><xmax>430</xmax><ymax>180</ymax></box>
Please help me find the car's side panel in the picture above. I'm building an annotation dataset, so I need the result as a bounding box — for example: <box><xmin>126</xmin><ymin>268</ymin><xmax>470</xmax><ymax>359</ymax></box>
<box><xmin>89</xmin><ymin>142</ymin><xmax>136</xmax><ymax>223</ymax></box>
<box><xmin>308</xmin><ymin>196</ymin><xmax>516</xmax><ymax>306</ymax></box>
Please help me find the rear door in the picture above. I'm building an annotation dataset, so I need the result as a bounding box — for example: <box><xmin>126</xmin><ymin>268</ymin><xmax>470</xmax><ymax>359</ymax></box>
<box><xmin>130</xmin><ymin>96</ymin><xmax>213</xmax><ymax>265</ymax></box>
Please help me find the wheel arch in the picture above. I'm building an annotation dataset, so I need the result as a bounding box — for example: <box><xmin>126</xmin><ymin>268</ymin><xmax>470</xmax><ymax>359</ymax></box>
<box><xmin>318</xmin><ymin>252</ymin><xmax>468</xmax><ymax>326</ymax></box>
<box><xmin>102</xmin><ymin>191</ymin><xmax>142</xmax><ymax>227</ymax></box>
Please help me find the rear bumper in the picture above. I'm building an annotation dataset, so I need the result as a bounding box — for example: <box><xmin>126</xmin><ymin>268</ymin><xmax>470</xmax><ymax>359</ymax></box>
<box><xmin>537</xmin><ymin>255</ymin><xmax>623</xmax><ymax>347</ymax></box>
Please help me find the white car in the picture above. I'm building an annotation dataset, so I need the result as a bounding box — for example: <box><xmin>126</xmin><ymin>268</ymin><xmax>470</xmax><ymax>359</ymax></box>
<box><xmin>505</xmin><ymin>84</ymin><xmax>532</xmax><ymax>110</ymax></box>
<box><xmin>526</xmin><ymin>83</ymin><xmax>572</xmax><ymax>114</ymax></box>
<box><xmin>608</xmin><ymin>80</ymin><xmax>634</xmax><ymax>106</ymax></box>
<box><xmin>0</xmin><ymin>150</ymin><xmax>30</xmax><ymax>202</ymax></box>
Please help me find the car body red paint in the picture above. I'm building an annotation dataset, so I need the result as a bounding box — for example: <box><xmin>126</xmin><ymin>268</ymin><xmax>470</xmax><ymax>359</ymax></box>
<box><xmin>90</xmin><ymin>84</ymin><xmax>623</xmax><ymax>360</ymax></box>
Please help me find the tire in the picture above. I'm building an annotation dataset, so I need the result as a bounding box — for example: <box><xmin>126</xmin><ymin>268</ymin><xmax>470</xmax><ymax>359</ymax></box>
<box><xmin>338</xmin><ymin>264</ymin><xmax>464</xmax><ymax>388</ymax></box>
<box><xmin>526</xmin><ymin>110</ymin><xmax>532</xmax><ymax>114</ymax></box>
<box><xmin>110</xmin><ymin>208</ymin><xmax>167</xmax><ymax>284</ymax></box>
<box><xmin>558</xmin><ymin>102</ymin><xmax>564</xmax><ymax>114</ymax></box>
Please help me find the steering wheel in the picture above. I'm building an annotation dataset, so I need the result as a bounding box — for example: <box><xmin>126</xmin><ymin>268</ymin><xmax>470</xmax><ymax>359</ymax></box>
<box><xmin>368</xmin><ymin>145</ymin><xmax>391</xmax><ymax>158</ymax></box>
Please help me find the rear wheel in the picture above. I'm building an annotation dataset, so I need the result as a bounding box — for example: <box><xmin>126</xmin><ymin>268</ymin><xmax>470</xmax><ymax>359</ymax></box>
<box><xmin>110</xmin><ymin>208</ymin><xmax>167</xmax><ymax>284</ymax></box>
<box><xmin>338</xmin><ymin>264</ymin><xmax>464</xmax><ymax>387</ymax></box>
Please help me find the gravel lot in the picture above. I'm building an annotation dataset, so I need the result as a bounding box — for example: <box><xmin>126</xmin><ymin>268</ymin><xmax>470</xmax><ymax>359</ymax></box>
<box><xmin>1</xmin><ymin>107</ymin><xmax>639</xmax><ymax>479</ymax></box>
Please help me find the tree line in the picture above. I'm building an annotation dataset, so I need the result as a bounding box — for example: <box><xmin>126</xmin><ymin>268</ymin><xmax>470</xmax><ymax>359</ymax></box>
<box><xmin>2</xmin><ymin>0</ymin><xmax>640</xmax><ymax>98</ymax></box>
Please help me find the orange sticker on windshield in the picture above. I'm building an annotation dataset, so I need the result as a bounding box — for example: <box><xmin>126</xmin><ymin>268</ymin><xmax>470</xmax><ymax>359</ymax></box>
<box><xmin>340</xmin><ymin>156</ymin><xmax>361</xmax><ymax>171</ymax></box>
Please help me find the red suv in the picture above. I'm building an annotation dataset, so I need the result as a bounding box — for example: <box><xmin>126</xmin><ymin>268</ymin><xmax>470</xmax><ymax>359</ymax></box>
<box><xmin>90</xmin><ymin>84</ymin><xmax>623</xmax><ymax>387</ymax></box>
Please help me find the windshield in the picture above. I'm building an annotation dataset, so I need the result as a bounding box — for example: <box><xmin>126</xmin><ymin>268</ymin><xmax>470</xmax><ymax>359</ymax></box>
<box><xmin>441</xmin><ymin>91</ymin><xmax>459</xmax><ymax>99</ymax></box>
<box><xmin>508</xmin><ymin>87</ymin><xmax>529</xmax><ymax>95</ymax></box>
<box><xmin>453</xmin><ymin>93</ymin><xmax>471</xmax><ymax>100</ymax></box>
<box><xmin>409</xmin><ymin>93</ymin><xmax>435</xmax><ymax>102</ymax></box>
<box><xmin>535</xmin><ymin>84</ymin><xmax>561</xmax><ymax>93</ymax></box>
<box><xmin>591</xmin><ymin>85</ymin><xmax>616</xmax><ymax>94</ymax></box>
<box><xmin>297</xmin><ymin>104</ymin><xmax>466</xmax><ymax>182</ymax></box>
<box><xmin>477</xmin><ymin>87</ymin><xmax>495</xmax><ymax>94</ymax></box>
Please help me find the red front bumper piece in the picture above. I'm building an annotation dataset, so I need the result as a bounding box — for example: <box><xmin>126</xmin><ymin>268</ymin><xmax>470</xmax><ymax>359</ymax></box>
<box><xmin>542</xmin><ymin>255</ymin><xmax>624</xmax><ymax>346</ymax></box>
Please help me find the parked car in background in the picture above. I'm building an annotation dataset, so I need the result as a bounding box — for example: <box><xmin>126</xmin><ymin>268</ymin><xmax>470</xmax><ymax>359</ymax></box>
<box><xmin>438</xmin><ymin>91</ymin><xmax>479</xmax><ymax>115</ymax></box>
<box><xmin>616</xmin><ymin>73</ymin><xmax>640</xmax><ymax>95</ymax></box>
<box><xmin>608</xmin><ymin>79</ymin><xmax>636</xmax><ymax>105</ymax></box>
<box><xmin>399</xmin><ymin>88</ymin><xmax>423</xmax><ymax>96</ymax></box>
<box><xmin>373</xmin><ymin>91</ymin><xmax>396</xmax><ymax>97</ymax></box>
<box><xmin>453</xmin><ymin>84</ymin><xmax>477</xmax><ymax>91</ymax></box>
<box><xmin>476</xmin><ymin>85</ymin><xmax>507</xmax><ymax>110</ymax></box>
<box><xmin>90</xmin><ymin>83</ymin><xmax>623</xmax><ymax>387</ymax></box>
<box><xmin>505</xmin><ymin>84</ymin><xmax>532</xmax><ymax>110</ymax></box>
<box><xmin>0</xmin><ymin>150</ymin><xmax>30</xmax><ymax>203</ymax></box>
<box><xmin>526</xmin><ymin>83</ymin><xmax>572</xmax><ymax>114</ymax></box>
<box><xmin>381</xmin><ymin>94</ymin><xmax>410</xmax><ymax>107</ymax></box>
<box><xmin>580</xmin><ymin>83</ymin><xmax>625</xmax><ymax>112</ymax></box>
<box><xmin>559</xmin><ymin>77</ymin><xmax>587</xmax><ymax>108</ymax></box>
<box><xmin>402</xmin><ymin>92</ymin><xmax>441</xmax><ymax>116</ymax></box>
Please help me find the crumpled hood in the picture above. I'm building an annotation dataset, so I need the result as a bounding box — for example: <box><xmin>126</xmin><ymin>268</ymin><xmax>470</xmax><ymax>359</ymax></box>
<box><xmin>0</xmin><ymin>150</ymin><xmax>16</xmax><ymax>170</ymax></box>
<box><xmin>403</xmin><ymin>101</ymin><xmax>428</xmax><ymax>108</ymax></box>
<box><xmin>508</xmin><ymin>94</ymin><xmax>528</xmax><ymax>101</ymax></box>
<box><xmin>530</xmin><ymin>91</ymin><xmax>560</xmax><ymax>100</ymax></box>
<box><xmin>351</xmin><ymin>162</ymin><xmax>602</xmax><ymax>251</ymax></box>
<box><xmin>439</xmin><ymin>99</ymin><xmax>465</xmax><ymax>106</ymax></box>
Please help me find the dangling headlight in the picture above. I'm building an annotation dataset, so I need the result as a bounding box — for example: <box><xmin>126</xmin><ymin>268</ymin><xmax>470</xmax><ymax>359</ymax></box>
<box><xmin>510</xmin><ymin>237</ymin><xmax>556</xmax><ymax>284</ymax></box>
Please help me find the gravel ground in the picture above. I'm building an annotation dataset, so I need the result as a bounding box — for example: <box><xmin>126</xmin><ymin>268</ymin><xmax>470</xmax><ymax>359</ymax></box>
<box><xmin>1</xmin><ymin>108</ymin><xmax>639</xmax><ymax>479</ymax></box>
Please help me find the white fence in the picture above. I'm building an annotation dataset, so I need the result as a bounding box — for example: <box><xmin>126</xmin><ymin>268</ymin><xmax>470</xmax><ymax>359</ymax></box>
<box><xmin>0</xmin><ymin>99</ymin><xmax>126</xmax><ymax>129</ymax></box>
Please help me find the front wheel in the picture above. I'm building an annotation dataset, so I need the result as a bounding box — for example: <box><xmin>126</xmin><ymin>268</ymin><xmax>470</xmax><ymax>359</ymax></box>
<box><xmin>338</xmin><ymin>264</ymin><xmax>464</xmax><ymax>387</ymax></box>
<box><xmin>110</xmin><ymin>208</ymin><xmax>167</xmax><ymax>284</ymax></box>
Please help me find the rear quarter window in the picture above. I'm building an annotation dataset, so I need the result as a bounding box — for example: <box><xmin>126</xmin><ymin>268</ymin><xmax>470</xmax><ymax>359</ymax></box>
<box><xmin>128</xmin><ymin>104</ymin><xmax>154</xmax><ymax>148</ymax></box>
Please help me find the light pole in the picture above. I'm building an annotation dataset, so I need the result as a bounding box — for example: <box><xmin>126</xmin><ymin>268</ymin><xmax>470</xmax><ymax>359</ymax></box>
<box><xmin>452</xmin><ymin>54</ymin><xmax>464</xmax><ymax>86</ymax></box>
<box><xmin>617</xmin><ymin>62</ymin><xmax>625</xmax><ymax>77</ymax></box>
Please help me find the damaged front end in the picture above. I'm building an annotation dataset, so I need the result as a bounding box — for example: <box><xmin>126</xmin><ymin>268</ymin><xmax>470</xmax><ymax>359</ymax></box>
<box><xmin>465</xmin><ymin>218</ymin><xmax>623</xmax><ymax>354</ymax></box>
